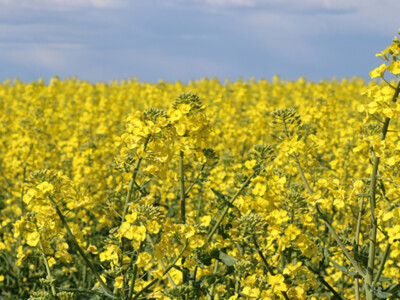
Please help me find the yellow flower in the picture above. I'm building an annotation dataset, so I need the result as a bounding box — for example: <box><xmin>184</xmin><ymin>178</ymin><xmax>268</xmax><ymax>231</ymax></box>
<box><xmin>48</xmin><ymin>257</ymin><xmax>57</xmax><ymax>268</ymax></box>
<box><xmin>287</xmin><ymin>286</ymin><xmax>307</xmax><ymax>300</ymax></box>
<box><xmin>179</xmin><ymin>103</ymin><xmax>192</xmax><ymax>114</ymax></box>
<box><xmin>26</xmin><ymin>232</ymin><xmax>40</xmax><ymax>247</ymax></box>
<box><xmin>388</xmin><ymin>60</ymin><xmax>400</xmax><ymax>75</ymax></box>
<box><xmin>87</xmin><ymin>244</ymin><xmax>98</xmax><ymax>254</ymax></box>
<box><xmin>36</xmin><ymin>181</ymin><xmax>55</xmax><ymax>194</ymax></box>
<box><xmin>147</xmin><ymin>220</ymin><xmax>161</xmax><ymax>234</ymax></box>
<box><xmin>136</xmin><ymin>252</ymin><xmax>153</xmax><ymax>267</ymax></box>
<box><xmin>133</xmin><ymin>225</ymin><xmax>147</xmax><ymax>242</ymax></box>
<box><xmin>283</xmin><ymin>262</ymin><xmax>302</xmax><ymax>278</ymax></box>
<box><xmin>242</xmin><ymin>286</ymin><xmax>260</xmax><ymax>298</ymax></box>
<box><xmin>267</xmin><ymin>274</ymin><xmax>287</xmax><ymax>293</ymax></box>
<box><xmin>183</xmin><ymin>225</ymin><xmax>196</xmax><ymax>239</ymax></box>
<box><xmin>285</xmin><ymin>224</ymin><xmax>301</xmax><ymax>241</ymax></box>
<box><xmin>114</xmin><ymin>275</ymin><xmax>124</xmax><ymax>289</ymax></box>
<box><xmin>175</xmin><ymin>123</ymin><xmax>186</xmax><ymax>136</ymax></box>
<box><xmin>23</xmin><ymin>189</ymin><xmax>37</xmax><ymax>205</ymax></box>
<box><xmin>369</xmin><ymin>63</ymin><xmax>387</xmax><ymax>78</ymax></box>
<box><xmin>253</xmin><ymin>182</ymin><xmax>266</xmax><ymax>197</ymax></box>
<box><xmin>387</xmin><ymin>225</ymin><xmax>400</xmax><ymax>243</ymax></box>
<box><xmin>170</xmin><ymin>109</ymin><xmax>183</xmax><ymax>121</ymax></box>
<box><xmin>189</xmin><ymin>235</ymin><xmax>206</xmax><ymax>248</ymax></box>
<box><xmin>200</xmin><ymin>215</ymin><xmax>212</xmax><ymax>227</ymax></box>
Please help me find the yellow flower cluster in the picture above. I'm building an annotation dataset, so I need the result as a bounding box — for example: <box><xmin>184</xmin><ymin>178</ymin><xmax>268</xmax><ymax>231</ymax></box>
<box><xmin>1</xmin><ymin>31</ymin><xmax>400</xmax><ymax>299</ymax></box>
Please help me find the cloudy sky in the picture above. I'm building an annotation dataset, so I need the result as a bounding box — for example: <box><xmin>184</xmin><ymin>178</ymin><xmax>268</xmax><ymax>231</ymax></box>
<box><xmin>0</xmin><ymin>0</ymin><xmax>399</xmax><ymax>83</ymax></box>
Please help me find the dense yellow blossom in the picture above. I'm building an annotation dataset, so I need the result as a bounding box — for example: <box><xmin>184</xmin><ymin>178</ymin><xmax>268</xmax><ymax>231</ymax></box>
<box><xmin>1</xmin><ymin>31</ymin><xmax>400</xmax><ymax>299</ymax></box>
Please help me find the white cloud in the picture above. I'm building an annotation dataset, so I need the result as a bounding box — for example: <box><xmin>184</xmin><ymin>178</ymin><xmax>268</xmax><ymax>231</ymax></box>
<box><xmin>0</xmin><ymin>42</ymin><xmax>85</xmax><ymax>69</ymax></box>
<box><xmin>172</xmin><ymin>0</ymin><xmax>358</xmax><ymax>13</ymax></box>
<box><xmin>1</xmin><ymin>0</ymin><xmax>399</xmax><ymax>82</ymax></box>
<box><xmin>0</xmin><ymin>0</ymin><xmax>127</xmax><ymax>11</ymax></box>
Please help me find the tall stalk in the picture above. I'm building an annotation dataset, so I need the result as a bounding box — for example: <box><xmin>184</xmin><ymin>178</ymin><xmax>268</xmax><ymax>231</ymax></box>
<box><xmin>38</xmin><ymin>240</ymin><xmax>57</xmax><ymax>297</ymax></box>
<box><xmin>122</xmin><ymin>134</ymin><xmax>151</xmax><ymax>222</ymax></box>
<box><xmin>292</xmin><ymin>152</ymin><xmax>366</xmax><ymax>278</ymax></box>
<box><xmin>179</xmin><ymin>150</ymin><xmax>186</xmax><ymax>225</ymax></box>
<box><xmin>50</xmin><ymin>197</ymin><xmax>114</xmax><ymax>297</ymax></box>
<box><xmin>365</xmin><ymin>81</ymin><xmax>400</xmax><ymax>300</ymax></box>
<box><xmin>354</xmin><ymin>197</ymin><xmax>365</xmax><ymax>300</ymax></box>
<box><xmin>207</xmin><ymin>170</ymin><xmax>256</xmax><ymax>242</ymax></box>
<box><xmin>178</xmin><ymin>150</ymin><xmax>189</xmax><ymax>287</ymax></box>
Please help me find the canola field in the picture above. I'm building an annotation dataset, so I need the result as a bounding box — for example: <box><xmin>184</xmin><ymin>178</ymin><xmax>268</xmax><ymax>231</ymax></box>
<box><xmin>0</xmin><ymin>34</ymin><xmax>400</xmax><ymax>300</ymax></box>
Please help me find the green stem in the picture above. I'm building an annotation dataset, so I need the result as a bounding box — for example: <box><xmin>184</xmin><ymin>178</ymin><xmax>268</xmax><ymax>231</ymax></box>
<box><xmin>178</xmin><ymin>150</ymin><xmax>188</xmax><ymax>286</ymax></box>
<box><xmin>186</xmin><ymin>164</ymin><xmax>205</xmax><ymax>197</ymax></box>
<box><xmin>372</xmin><ymin>242</ymin><xmax>391</xmax><ymax>286</ymax></box>
<box><xmin>366</xmin><ymin>154</ymin><xmax>379</xmax><ymax>299</ymax></box>
<box><xmin>292</xmin><ymin>153</ymin><xmax>313</xmax><ymax>195</ymax></box>
<box><xmin>127</xmin><ymin>264</ymin><xmax>138</xmax><ymax>300</ymax></box>
<box><xmin>143</xmin><ymin>223</ymin><xmax>176</xmax><ymax>287</ymax></box>
<box><xmin>252</xmin><ymin>236</ymin><xmax>273</xmax><ymax>275</ymax></box>
<box><xmin>126</xmin><ymin>242</ymin><xmax>143</xmax><ymax>300</ymax></box>
<box><xmin>292</xmin><ymin>152</ymin><xmax>366</xmax><ymax>279</ymax></box>
<box><xmin>122</xmin><ymin>134</ymin><xmax>151</xmax><ymax>222</ymax></box>
<box><xmin>306</xmin><ymin>265</ymin><xmax>344</xmax><ymax>300</ymax></box>
<box><xmin>179</xmin><ymin>150</ymin><xmax>186</xmax><ymax>224</ymax></box>
<box><xmin>120</xmin><ymin>135</ymin><xmax>151</xmax><ymax>295</ymax></box>
<box><xmin>207</xmin><ymin>260</ymin><xmax>219</xmax><ymax>300</ymax></box>
<box><xmin>38</xmin><ymin>239</ymin><xmax>57</xmax><ymax>297</ymax></box>
<box><xmin>132</xmin><ymin>241</ymin><xmax>188</xmax><ymax>299</ymax></box>
<box><xmin>252</xmin><ymin>236</ymin><xmax>290</xmax><ymax>300</ymax></box>
<box><xmin>207</xmin><ymin>171</ymin><xmax>256</xmax><ymax>242</ymax></box>
<box><xmin>20</xmin><ymin>143</ymin><xmax>33</xmax><ymax>215</ymax></box>
<box><xmin>51</xmin><ymin>199</ymin><xmax>114</xmax><ymax>297</ymax></box>
<box><xmin>0</xmin><ymin>253</ymin><xmax>17</xmax><ymax>280</ymax></box>
<box><xmin>366</xmin><ymin>81</ymin><xmax>400</xmax><ymax>300</ymax></box>
<box><xmin>354</xmin><ymin>197</ymin><xmax>365</xmax><ymax>300</ymax></box>
<box><xmin>234</xmin><ymin>276</ymin><xmax>240</xmax><ymax>295</ymax></box>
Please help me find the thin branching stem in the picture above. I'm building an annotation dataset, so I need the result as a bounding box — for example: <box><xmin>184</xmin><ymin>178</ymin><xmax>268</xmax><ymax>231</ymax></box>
<box><xmin>38</xmin><ymin>239</ymin><xmax>57</xmax><ymax>297</ymax></box>
<box><xmin>372</xmin><ymin>242</ymin><xmax>391</xmax><ymax>286</ymax></box>
<box><xmin>207</xmin><ymin>171</ymin><xmax>256</xmax><ymax>242</ymax></box>
<box><xmin>186</xmin><ymin>164</ymin><xmax>205</xmax><ymax>197</ymax></box>
<box><xmin>126</xmin><ymin>242</ymin><xmax>143</xmax><ymax>300</ymax></box>
<box><xmin>143</xmin><ymin>223</ymin><xmax>176</xmax><ymax>287</ymax></box>
<box><xmin>19</xmin><ymin>143</ymin><xmax>33</xmax><ymax>215</ymax></box>
<box><xmin>127</xmin><ymin>264</ymin><xmax>138</xmax><ymax>300</ymax></box>
<box><xmin>207</xmin><ymin>260</ymin><xmax>219</xmax><ymax>300</ymax></box>
<box><xmin>354</xmin><ymin>197</ymin><xmax>365</xmax><ymax>300</ymax></box>
<box><xmin>366</xmin><ymin>81</ymin><xmax>400</xmax><ymax>300</ymax></box>
<box><xmin>119</xmin><ymin>135</ymin><xmax>151</xmax><ymax>295</ymax></box>
<box><xmin>51</xmin><ymin>198</ymin><xmax>114</xmax><ymax>297</ymax></box>
<box><xmin>122</xmin><ymin>134</ymin><xmax>151</xmax><ymax>222</ymax></box>
<box><xmin>252</xmin><ymin>236</ymin><xmax>290</xmax><ymax>300</ymax></box>
<box><xmin>252</xmin><ymin>236</ymin><xmax>273</xmax><ymax>275</ymax></box>
<box><xmin>292</xmin><ymin>152</ymin><xmax>366</xmax><ymax>279</ymax></box>
<box><xmin>132</xmin><ymin>241</ymin><xmax>188</xmax><ymax>299</ymax></box>
<box><xmin>178</xmin><ymin>150</ymin><xmax>189</xmax><ymax>286</ymax></box>
<box><xmin>179</xmin><ymin>150</ymin><xmax>186</xmax><ymax>224</ymax></box>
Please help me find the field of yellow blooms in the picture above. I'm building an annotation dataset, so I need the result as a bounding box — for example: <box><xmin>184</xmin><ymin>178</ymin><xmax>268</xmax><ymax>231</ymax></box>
<box><xmin>0</xmin><ymin>33</ymin><xmax>400</xmax><ymax>300</ymax></box>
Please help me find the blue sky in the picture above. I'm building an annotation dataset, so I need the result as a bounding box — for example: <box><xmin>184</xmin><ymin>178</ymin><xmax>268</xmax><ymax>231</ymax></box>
<box><xmin>0</xmin><ymin>0</ymin><xmax>399</xmax><ymax>83</ymax></box>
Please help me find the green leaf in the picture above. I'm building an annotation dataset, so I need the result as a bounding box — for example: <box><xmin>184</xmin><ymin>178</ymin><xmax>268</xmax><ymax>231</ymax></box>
<box><xmin>98</xmin><ymin>286</ymin><xmax>120</xmax><ymax>299</ymax></box>
<box><xmin>388</xmin><ymin>283</ymin><xmax>400</xmax><ymax>294</ymax></box>
<box><xmin>218</xmin><ymin>251</ymin><xmax>238</xmax><ymax>266</ymax></box>
<box><xmin>206</xmin><ymin>274</ymin><xmax>218</xmax><ymax>284</ymax></box>
<box><xmin>211</xmin><ymin>188</ymin><xmax>226</xmax><ymax>200</ymax></box>
<box><xmin>375</xmin><ymin>287</ymin><xmax>392</xmax><ymax>298</ymax></box>
<box><xmin>377</xmin><ymin>276</ymin><xmax>392</xmax><ymax>282</ymax></box>
<box><xmin>331</xmin><ymin>260</ymin><xmax>351</xmax><ymax>274</ymax></box>
<box><xmin>356</xmin><ymin>193</ymin><xmax>371</xmax><ymax>198</ymax></box>
<box><xmin>330</xmin><ymin>260</ymin><xmax>361</xmax><ymax>278</ymax></box>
